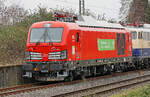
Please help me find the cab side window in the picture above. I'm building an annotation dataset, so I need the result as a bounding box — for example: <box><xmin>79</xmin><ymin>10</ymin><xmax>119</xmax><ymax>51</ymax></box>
<box><xmin>138</xmin><ymin>31</ymin><xmax>143</xmax><ymax>39</ymax></box>
<box><xmin>148</xmin><ymin>32</ymin><xmax>150</xmax><ymax>40</ymax></box>
<box><xmin>131</xmin><ymin>31</ymin><xmax>137</xmax><ymax>39</ymax></box>
<box><xmin>76</xmin><ymin>32</ymin><xmax>79</xmax><ymax>42</ymax></box>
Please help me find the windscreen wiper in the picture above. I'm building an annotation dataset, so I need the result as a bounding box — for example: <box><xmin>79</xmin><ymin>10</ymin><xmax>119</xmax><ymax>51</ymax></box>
<box><xmin>35</xmin><ymin>28</ymin><xmax>53</xmax><ymax>46</ymax></box>
<box><xmin>45</xmin><ymin>28</ymin><xmax>53</xmax><ymax>46</ymax></box>
<box><xmin>36</xmin><ymin>29</ymin><xmax>46</xmax><ymax>46</ymax></box>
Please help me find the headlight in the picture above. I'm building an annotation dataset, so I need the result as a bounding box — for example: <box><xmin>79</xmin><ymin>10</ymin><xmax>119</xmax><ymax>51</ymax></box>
<box><xmin>26</xmin><ymin>52</ymin><xmax>42</xmax><ymax>60</ymax></box>
<box><xmin>48</xmin><ymin>50</ymin><xmax>67</xmax><ymax>59</ymax></box>
<box><xmin>61</xmin><ymin>50</ymin><xmax>67</xmax><ymax>59</ymax></box>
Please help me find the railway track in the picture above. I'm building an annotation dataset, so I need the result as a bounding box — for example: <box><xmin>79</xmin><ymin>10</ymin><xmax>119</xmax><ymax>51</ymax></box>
<box><xmin>0</xmin><ymin>69</ymin><xmax>150</xmax><ymax>97</ymax></box>
<box><xmin>0</xmin><ymin>82</ymin><xmax>44</xmax><ymax>96</ymax></box>
<box><xmin>52</xmin><ymin>72</ymin><xmax>150</xmax><ymax>97</ymax></box>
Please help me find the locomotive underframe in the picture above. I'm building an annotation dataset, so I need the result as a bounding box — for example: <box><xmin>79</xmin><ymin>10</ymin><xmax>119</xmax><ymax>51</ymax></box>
<box><xmin>23</xmin><ymin>57</ymin><xmax>134</xmax><ymax>81</ymax></box>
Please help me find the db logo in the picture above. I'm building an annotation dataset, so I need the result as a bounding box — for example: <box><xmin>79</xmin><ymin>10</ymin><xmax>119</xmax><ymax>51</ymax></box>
<box><xmin>29</xmin><ymin>47</ymin><xmax>33</xmax><ymax>51</ymax></box>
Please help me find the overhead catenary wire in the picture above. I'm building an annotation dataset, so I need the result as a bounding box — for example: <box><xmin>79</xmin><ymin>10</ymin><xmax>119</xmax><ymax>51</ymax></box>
<box><xmin>53</xmin><ymin>0</ymin><xmax>119</xmax><ymax>13</ymax></box>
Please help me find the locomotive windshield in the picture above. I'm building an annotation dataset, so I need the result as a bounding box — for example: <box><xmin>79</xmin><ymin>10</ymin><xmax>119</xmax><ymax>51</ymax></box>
<box><xmin>30</xmin><ymin>28</ymin><xmax>63</xmax><ymax>43</ymax></box>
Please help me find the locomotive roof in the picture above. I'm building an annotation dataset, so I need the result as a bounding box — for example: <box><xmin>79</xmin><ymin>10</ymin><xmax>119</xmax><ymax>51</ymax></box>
<box><xmin>31</xmin><ymin>17</ymin><xmax>126</xmax><ymax>32</ymax></box>
<box><xmin>127</xmin><ymin>27</ymin><xmax>150</xmax><ymax>32</ymax></box>
<box><xmin>76</xmin><ymin>16</ymin><xmax>125</xmax><ymax>29</ymax></box>
<box><xmin>143</xmin><ymin>24</ymin><xmax>150</xmax><ymax>29</ymax></box>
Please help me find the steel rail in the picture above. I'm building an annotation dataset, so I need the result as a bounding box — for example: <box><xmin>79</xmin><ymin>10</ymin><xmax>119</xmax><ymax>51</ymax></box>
<box><xmin>0</xmin><ymin>82</ymin><xmax>44</xmax><ymax>96</ymax></box>
<box><xmin>0</xmin><ymin>83</ymin><xmax>39</xmax><ymax>92</ymax></box>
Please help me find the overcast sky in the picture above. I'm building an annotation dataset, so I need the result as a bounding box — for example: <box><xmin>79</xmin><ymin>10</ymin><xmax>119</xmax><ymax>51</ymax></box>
<box><xmin>6</xmin><ymin>0</ymin><xmax>121</xmax><ymax>20</ymax></box>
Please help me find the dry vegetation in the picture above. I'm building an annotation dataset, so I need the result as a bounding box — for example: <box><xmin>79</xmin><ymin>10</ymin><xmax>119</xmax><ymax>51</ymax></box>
<box><xmin>111</xmin><ymin>84</ymin><xmax>150</xmax><ymax>97</ymax></box>
<box><xmin>0</xmin><ymin>1</ymin><xmax>54</xmax><ymax>65</ymax></box>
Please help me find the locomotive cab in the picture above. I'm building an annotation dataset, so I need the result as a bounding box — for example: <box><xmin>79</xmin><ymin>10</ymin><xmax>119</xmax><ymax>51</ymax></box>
<box><xmin>23</xmin><ymin>21</ymin><xmax>71</xmax><ymax>81</ymax></box>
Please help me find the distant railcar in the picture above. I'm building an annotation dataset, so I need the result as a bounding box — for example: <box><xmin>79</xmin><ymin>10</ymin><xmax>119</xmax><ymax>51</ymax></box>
<box><xmin>23</xmin><ymin>17</ymin><xmax>132</xmax><ymax>81</ymax></box>
<box><xmin>128</xmin><ymin>26</ymin><xmax>150</xmax><ymax>68</ymax></box>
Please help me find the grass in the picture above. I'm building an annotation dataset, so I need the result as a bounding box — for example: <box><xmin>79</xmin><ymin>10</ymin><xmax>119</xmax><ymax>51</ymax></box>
<box><xmin>111</xmin><ymin>84</ymin><xmax>150</xmax><ymax>97</ymax></box>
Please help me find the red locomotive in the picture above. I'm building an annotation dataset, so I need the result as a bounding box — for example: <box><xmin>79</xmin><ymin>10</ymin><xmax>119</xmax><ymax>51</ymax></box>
<box><xmin>23</xmin><ymin>16</ymin><xmax>132</xmax><ymax>81</ymax></box>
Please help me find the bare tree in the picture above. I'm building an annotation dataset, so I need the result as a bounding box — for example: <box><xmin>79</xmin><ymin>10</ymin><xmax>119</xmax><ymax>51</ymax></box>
<box><xmin>0</xmin><ymin>0</ymin><xmax>6</xmax><ymax>24</ymax></box>
<box><xmin>0</xmin><ymin>1</ymin><xmax>28</xmax><ymax>25</ymax></box>
<box><xmin>97</xmin><ymin>13</ymin><xmax>106</xmax><ymax>21</ymax></box>
<box><xmin>119</xmin><ymin>0</ymin><xmax>132</xmax><ymax>22</ymax></box>
<box><xmin>6</xmin><ymin>4</ymin><xmax>28</xmax><ymax>25</ymax></box>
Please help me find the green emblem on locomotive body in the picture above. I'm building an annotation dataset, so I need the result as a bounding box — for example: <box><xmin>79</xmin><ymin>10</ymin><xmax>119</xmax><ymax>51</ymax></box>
<box><xmin>97</xmin><ymin>38</ymin><xmax>115</xmax><ymax>51</ymax></box>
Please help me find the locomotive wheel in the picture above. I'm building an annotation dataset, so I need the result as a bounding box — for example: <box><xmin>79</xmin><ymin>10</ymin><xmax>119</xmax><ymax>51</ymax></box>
<box><xmin>64</xmin><ymin>71</ymin><xmax>74</xmax><ymax>82</ymax></box>
<box><xmin>106</xmin><ymin>70</ymin><xmax>112</xmax><ymax>74</ymax></box>
<box><xmin>106</xmin><ymin>64</ymin><xmax>113</xmax><ymax>74</ymax></box>
<box><xmin>80</xmin><ymin>71</ymin><xmax>86</xmax><ymax>80</ymax></box>
<box><xmin>64</xmin><ymin>76</ymin><xmax>73</xmax><ymax>82</ymax></box>
<box><xmin>136</xmin><ymin>65</ymin><xmax>141</xmax><ymax>70</ymax></box>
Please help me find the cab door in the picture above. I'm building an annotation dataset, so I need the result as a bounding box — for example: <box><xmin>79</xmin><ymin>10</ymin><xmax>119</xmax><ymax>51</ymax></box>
<box><xmin>71</xmin><ymin>30</ymin><xmax>81</xmax><ymax>61</ymax></box>
<box><xmin>76</xmin><ymin>31</ymin><xmax>81</xmax><ymax>61</ymax></box>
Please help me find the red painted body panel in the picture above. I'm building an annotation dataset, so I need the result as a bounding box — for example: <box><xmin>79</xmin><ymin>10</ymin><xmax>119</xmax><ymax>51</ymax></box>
<box><xmin>26</xmin><ymin>21</ymin><xmax>132</xmax><ymax>63</ymax></box>
<box><xmin>80</xmin><ymin>28</ymin><xmax>131</xmax><ymax>60</ymax></box>
<box><xmin>67</xmin><ymin>28</ymin><xmax>132</xmax><ymax>61</ymax></box>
